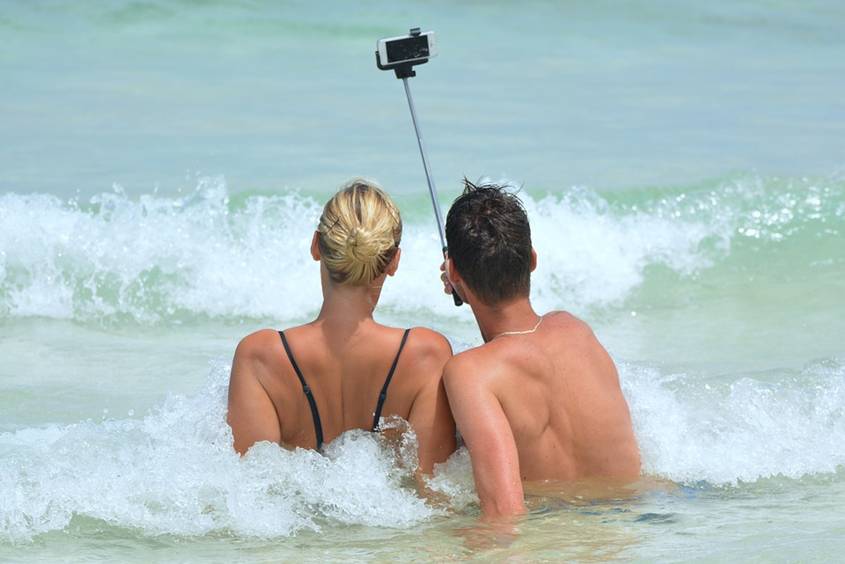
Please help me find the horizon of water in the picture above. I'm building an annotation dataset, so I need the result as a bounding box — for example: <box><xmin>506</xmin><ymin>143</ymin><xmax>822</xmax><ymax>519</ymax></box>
<box><xmin>2</xmin><ymin>1</ymin><xmax>844</xmax><ymax>561</ymax></box>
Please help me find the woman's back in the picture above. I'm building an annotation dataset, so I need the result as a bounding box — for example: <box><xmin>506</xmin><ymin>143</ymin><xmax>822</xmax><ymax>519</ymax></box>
<box><xmin>277</xmin><ymin>323</ymin><xmax>411</xmax><ymax>449</ymax></box>
<box><xmin>271</xmin><ymin>322</ymin><xmax>447</xmax><ymax>444</ymax></box>
<box><xmin>229</xmin><ymin>322</ymin><xmax>454</xmax><ymax>472</ymax></box>
<box><xmin>227</xmin><ymin>179</ymin><xmax>456</xmax><ymax>473</ymax></box>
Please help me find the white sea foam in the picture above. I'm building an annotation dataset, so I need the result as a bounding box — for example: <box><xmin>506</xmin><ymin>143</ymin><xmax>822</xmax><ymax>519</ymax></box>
<box><xmin>0</xmin><ymin>178</ymin><xmax>325</xmax><ymax>322</ymax></box>
<box><xmin>2</xmin><ymin>175</ymin><xmax>842</xmax><ymax>541</ymax></box>
<box><xmin>524</xmin><ymin>188</ymin><xmax>727</xmax><ymax>310</ymax></box>
<box><xmin>2</xmin><ymin>356</ymin><xmax>844</xmax><ymax>542</ymax></box>
<box><xmin>0</xmin><ymin>360</ymin><xmax>475</xmax><ymax>543</ymax></box>
<box><xmin>622</xmin><ymin>358</ymin><xmax>845</xmax><ymax>484</ymax></box>
<box><xmin>0</xmin><ymin>176</ymin><xmax>746</xmax><ymax>323</ymax></box>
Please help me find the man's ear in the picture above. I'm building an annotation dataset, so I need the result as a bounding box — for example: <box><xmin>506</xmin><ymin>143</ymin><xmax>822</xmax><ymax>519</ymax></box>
<box><xmin>445</xmin><ymin>256</ymin><xmax>459</xmax><ymax>285</ymax></box>
<box><xmin>385</xmin><ymin>247</ymin><xmax>401</xmax><ymax>276</ymax></box>
<box><xmin>446</xmin><ymin>256</ymin><xmax>469</xmax><ymax>303</ymax></box>
<box><xmin>310</xmin><ymin>231</ymin><xmax>321</xmax><ymax>261</ymax></box>
<box><xmin>530</xmin><ymin>247</ymin><xmax>538</xmax><ymax>272</ymax></box>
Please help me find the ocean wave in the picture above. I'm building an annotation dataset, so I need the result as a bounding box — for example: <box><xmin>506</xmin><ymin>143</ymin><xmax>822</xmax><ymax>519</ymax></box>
<box><xmin>625</xmin><ymin>357</ymin><xmax>845</xmax><ymax>484</ymax></box>
<box><xmin>0</xmin><ymin>174</ymin><xmax>841</xmax><ymax>323</ymax></box>
<box><xmin>2</xmin><ymin>356</ymin><xmax>842</xmax><ymax>542</ymax></box>
<box><xmin>0</xmin><ymin>360</ymin><xmax>474</xmax><ymax>543</ymax></box>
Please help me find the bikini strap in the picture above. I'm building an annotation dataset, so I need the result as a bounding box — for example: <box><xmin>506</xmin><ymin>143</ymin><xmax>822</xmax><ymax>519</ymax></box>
<box><xmin>371</xmin><ymin>329</ymin><xmax>412</xmax><ymax>432</ymax></box>
<box><xmin>279</xmin><ymin>331</ymin><xmax>324</xmax><ymax>451</ymax></box>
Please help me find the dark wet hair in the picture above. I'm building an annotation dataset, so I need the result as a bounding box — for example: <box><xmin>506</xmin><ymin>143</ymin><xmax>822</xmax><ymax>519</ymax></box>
<box><xmin>445</xmin><ymin>178</ymin><xmax>532</xmax><ymax>305</ymax></box>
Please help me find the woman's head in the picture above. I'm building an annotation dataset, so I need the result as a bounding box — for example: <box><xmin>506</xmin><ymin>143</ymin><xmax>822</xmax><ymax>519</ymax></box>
<box><xmin>316</xmin><ymin>179</ymin><xmax>403</xmax><ymax>286</ymax></box>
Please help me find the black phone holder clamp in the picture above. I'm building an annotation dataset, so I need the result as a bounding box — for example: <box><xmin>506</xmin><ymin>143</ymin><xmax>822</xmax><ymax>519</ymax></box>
<box><xmin>375</xmin><ymin>27</ymin><xmax>429</xmax><ymax>80</ymax></box>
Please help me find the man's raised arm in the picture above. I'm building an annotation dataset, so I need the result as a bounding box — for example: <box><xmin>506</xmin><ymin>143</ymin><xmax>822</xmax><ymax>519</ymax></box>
<box><xmin>443</xmin><ymin>356</ymin><xmax>526</xmax><ymax>519</ymax></box>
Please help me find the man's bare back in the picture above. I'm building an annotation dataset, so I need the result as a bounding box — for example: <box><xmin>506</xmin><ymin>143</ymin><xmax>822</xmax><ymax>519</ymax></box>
<box><xmin>440</xmin><ymin>180</ymin><xmax>641</xmax><ymax>519</ymax></box>
<box><xmin>444</xmin><ymin>311</ymin><xmax>640</xmax><ymax>517</ymax></box>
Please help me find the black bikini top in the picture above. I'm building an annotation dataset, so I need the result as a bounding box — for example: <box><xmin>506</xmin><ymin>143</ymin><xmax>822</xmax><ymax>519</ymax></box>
<box><xmin>278</xmin><ymin>328</ymin><xmax>411</xmax><ymax>451</ymax></box>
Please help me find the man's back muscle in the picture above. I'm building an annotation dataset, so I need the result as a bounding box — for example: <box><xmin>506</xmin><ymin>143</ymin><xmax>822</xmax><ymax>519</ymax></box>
<box><xmin>444</xmin><ymin>311</ymin><xmax>640</xmax><ymax>517</ymax></box>
<box><xmin>495</xmin><ymin>312</ymin><xmax>639</xmax><ymax>480</ymax></box>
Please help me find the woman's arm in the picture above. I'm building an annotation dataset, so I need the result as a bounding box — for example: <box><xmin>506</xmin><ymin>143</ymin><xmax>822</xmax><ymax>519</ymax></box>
<box><xmin>406</xmin><ymin>329</ymin><xmax>457</xmax><ymax>474</ymax></box>
<box><xmin>227</xmin><ymin>331</ymin><xmax>281</xmax><ymax>454</ymax></box>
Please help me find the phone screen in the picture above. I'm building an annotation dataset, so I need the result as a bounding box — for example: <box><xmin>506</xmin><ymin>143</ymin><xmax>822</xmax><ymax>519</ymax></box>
<box><xmin>386</xmin><ymin>35</ymin><xmax>429</xmax><ymax>64</ymax></box>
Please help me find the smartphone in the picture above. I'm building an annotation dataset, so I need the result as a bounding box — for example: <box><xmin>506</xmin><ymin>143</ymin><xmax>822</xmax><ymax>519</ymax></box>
<box><xmin>377</xmin><ymin>31</ymin><xmax>437</xmax><ymax>67</ymax></box>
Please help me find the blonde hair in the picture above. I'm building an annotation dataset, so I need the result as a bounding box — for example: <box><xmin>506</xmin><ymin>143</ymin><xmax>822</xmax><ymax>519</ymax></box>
<box><xmin>317</xmin><ymin>179</ymin><xmax>402</xmax><ymax>286</ymax></box>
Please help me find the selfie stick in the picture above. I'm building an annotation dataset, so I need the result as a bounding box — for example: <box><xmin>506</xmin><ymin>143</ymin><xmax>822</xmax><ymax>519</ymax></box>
<box><xmin>376</xmin><ymin>29</ymin><xmax>463</xmax><ymax>306</ymax></box>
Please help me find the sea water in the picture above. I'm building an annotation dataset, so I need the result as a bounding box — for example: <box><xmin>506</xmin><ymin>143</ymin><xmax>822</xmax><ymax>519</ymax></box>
<box><xmin>1</xmin><ymin>1</ymin><xmax>844</xmax><ymax>562</ymax></box>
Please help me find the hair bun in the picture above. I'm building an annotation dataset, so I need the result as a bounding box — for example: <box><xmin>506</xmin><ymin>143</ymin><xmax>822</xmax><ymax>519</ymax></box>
<box><xmin>345</xmin><ymin>227</ymin><xmax>381</xmax><ymax>262</ymax></box>
<box><xmin>317</xmin><ymin>180</ymin><xmax>403</xmax><ymax>286</ymax></box>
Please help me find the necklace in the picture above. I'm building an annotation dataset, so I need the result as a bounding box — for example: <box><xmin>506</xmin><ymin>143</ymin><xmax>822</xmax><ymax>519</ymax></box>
<box><xmin>491</xmin><ymin>315</ymin><xmax>544</xmax><ymax>340</ymax></box>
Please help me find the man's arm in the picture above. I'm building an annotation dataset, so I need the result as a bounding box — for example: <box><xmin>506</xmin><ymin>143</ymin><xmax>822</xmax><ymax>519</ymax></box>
<box><xmin>444</xmin><ymin>356</ymin><xmax>526</xmax><ymax>519</ymax></box>
<box><xmin>227</xmin><ymin>331</ymin><xmax>281</xmax><ymax>455</ymax></box>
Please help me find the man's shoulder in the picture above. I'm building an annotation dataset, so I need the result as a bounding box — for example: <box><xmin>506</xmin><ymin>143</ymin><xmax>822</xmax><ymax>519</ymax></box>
<box><xmin>545</xmin><ymin>310</ymin><xmax>594</xmax><ymax>336</ymax></box>
<box><xmin>445</xmin><ymin>312</ymin><xmax>604</xmax><ymax>378</ymax></box>
<box><xmin>546</xmin><ymin>311</ymin><xmax>616</xmax><ymax>378</ymax></box>
<box><xmin>545</xmin><ymin>311</ymin><xmax>602</xmax><ymax>347</ymax></box>
<box><xmin>442</xmin><ymin>342</ymin><xmax>509</xmax><ymax>393</ymax></box>
<box><xmin>441</xmin><ymin>349</ymin><xmax>500</xmax><ymax>409</ymax></box>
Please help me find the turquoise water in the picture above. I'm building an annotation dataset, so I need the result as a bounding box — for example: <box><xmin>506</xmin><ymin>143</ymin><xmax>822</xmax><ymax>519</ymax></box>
<box><xmin>2</xmin><ymin>1</ymin><xmax>844</xmax><ymax>561</ymax></box>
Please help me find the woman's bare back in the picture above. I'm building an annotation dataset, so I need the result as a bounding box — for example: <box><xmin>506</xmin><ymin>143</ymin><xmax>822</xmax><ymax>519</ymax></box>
<box><xmin>228</xmin><ymin>320</ymin><xmax>456</xmax><ymax>473</ymax></box>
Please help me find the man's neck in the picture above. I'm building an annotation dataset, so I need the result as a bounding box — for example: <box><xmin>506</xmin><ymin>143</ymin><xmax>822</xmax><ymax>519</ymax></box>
<box><xmin>470</xmin><ymin>296</ymin><xmax>540</xmax><ymax>343</ymax></box>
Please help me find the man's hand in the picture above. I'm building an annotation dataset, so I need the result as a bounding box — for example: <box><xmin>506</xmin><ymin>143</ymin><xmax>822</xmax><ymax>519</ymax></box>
<box><xmin>439</xmin><ymin>260</ymin><xmax>453</xmax><ymax>295</ymax></box>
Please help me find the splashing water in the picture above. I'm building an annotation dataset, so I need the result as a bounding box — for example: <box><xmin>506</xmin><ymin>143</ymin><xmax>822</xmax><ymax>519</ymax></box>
<box><xmin>1</xmin><ymin>174</ymin><xmax>841</xmax><ymax>324</ymax></box>
<box><xmin>0</xmin><ymin>359</ymin><xmax>477</xmax><ymax>543</ymax></box>
<box><xmin>3</xmin><ymin>354</ymin><xmax>844</xmax><ymax>542</ymax></box>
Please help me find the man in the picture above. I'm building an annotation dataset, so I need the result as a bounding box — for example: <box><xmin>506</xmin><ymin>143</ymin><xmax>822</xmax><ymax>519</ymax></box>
<box><xmin>440</xmin><ymin>180</ymin><xmax>641</xmax><ymax>519</ymax></box>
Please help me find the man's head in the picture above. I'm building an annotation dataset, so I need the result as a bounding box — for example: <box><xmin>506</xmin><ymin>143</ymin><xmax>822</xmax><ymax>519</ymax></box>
<box><xmin>445</xmin><ymin>179</ymin><xmax>535</xmax><ymax>306</ymax></box>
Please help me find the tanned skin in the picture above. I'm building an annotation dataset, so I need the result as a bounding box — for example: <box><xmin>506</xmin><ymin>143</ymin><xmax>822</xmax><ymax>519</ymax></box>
<box><xmin>227</xmin><ymin>233</ymin><xmax>456</xmax><ymax>475</ymax></box>
<box><xmin>441</xmin><ymin>252</ymin><xmax>640</xmax><ymax>519</ymax></box>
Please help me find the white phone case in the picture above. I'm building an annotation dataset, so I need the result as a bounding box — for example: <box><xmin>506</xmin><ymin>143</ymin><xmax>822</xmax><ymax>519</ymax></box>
<box><xmin>377</xmin><ymin>31</ymin><xmax>437</xmax><ymax>65</ymax></box>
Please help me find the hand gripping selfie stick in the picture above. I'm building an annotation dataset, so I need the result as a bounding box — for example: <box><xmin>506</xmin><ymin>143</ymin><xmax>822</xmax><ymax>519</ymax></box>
<box><xmin>376</xmin><ymin>28</ymin><xmax>463</xmax><ymax>306</ymax></box>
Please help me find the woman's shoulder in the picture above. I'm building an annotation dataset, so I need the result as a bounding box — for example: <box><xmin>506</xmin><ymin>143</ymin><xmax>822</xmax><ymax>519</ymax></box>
<box><xmin>236</xmin><ymin>322</ymin><xmax>317</xmax><ymax>349</ymax></box>
<box><xmin>234</xmin><ymin>328</ymin><xmax>284</xmax><ymax>365</ymax></box>
<box><xmin>234</xmin><ymin>323</ymin><xmax>314</xmax><ymax>363</ymax></box>
<box><xmin>401</xmin><ymin>326</ymin><xmax>453</xmax><ymax>365</ymax></box>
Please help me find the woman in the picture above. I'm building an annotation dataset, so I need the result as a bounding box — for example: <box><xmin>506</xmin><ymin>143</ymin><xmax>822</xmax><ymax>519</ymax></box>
<box><xmin>227</xmin><ymin>179</ymin><xmax>456</xmax><ymax>474</ymax></box>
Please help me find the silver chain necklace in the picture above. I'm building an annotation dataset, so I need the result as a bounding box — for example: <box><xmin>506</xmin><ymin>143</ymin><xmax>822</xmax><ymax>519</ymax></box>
<box><xmin>491</xmin><ymin>315</ymin><xmax>544</xmax><ymax>340</ymax></box>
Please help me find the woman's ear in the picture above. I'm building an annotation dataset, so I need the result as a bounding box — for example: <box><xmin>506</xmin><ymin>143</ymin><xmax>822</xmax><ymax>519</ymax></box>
<box><xmin>310</xmin><ymin>231</ymin><xmax>321</xmax><ymax>261</ymax></box>
<box><xmin>530</xmin><ymin>247</ymin><xmax>538</xmax><ymax>272</ymax></box>
<box><xmin>385</xmin><ymin>248</ymin><xmax>401</xmax><ymax>276</ymax></box>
